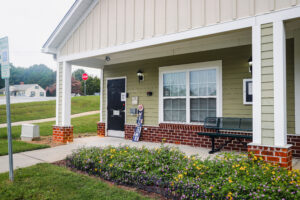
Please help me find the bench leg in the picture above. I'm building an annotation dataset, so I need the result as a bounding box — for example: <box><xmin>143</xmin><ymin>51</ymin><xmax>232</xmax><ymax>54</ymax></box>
<box><xmin>209</xmin><ymin>137</ymin><xmax>217</xmax><ymax>154</ymax></box>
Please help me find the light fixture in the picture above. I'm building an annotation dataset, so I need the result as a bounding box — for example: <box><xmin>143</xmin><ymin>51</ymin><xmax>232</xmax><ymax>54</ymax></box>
<box><xmin>248</xmin><ymin>56</ymin><xmax>252</xmax><ymax>74</ymax></box>
<box><xmin>105</xmin><ymin>56</ymin><xmax>111</xmax><ymax>62</ymax></box>
<box><xmin>137</xmin><ymin>70</ymin><xmax>144</xmax><ymax>82</ymax></box>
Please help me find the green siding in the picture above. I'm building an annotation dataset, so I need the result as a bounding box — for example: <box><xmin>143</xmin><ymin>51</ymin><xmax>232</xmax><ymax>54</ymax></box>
<box><xmin>101</xmin><ymin>42</ymin><xmax>295</xmax><ymax>134</ymax></box>
<box><xmin>287</xmin><ymin>39</ymin><xmax>295</xmax><ymax>134</ymax></box>
<box><xmin>102</xmin><ymin>45</ymin><xmax>253</xmax><ymax>126</ymax></box>
<box><xmin>261</xmin><ymin>23</ymin><xmax>274</xmax><ymax>145</ymax></box>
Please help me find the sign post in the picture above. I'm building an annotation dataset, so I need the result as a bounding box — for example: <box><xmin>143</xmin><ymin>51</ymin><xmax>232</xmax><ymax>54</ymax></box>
<box><xmin>82</xmin><ymin>73</ymin><xmax>88</xmax><ymax>96</ymax></box>
<box><xmin>0</xmin><ymin>36</ymin><xmax>13</xmax><ymax>181</ymax></box>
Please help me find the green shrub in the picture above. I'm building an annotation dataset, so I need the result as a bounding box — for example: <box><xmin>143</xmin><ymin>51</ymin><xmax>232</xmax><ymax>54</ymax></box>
<box><xmin>66</xmin><ymin>146</ymin><xmax>300</xmax><ymax>199</ymax></box>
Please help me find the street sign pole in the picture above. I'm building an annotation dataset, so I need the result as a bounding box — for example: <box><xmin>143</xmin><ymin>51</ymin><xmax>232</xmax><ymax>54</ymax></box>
<box><xmin>84</xmin><ymin>80</ymin><xmax>86</xmax><ymax>96</ymax></box>
<box><xmin>5</xmin><ymin>78</ymin><xmax>13</xmax><ymax>181</ymax></box>
<box><xmin>1</xmin><ymin>36</ymin><xmax>13</xmax><ymax>181</ymax></box>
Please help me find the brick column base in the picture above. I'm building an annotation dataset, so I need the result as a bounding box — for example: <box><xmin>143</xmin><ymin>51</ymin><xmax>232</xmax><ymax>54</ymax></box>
<box><xmin>52</xmin><ymin>126</ymin><xmax>73</xmax><ymax>143</ymax></box>
<box><xmin>248</xmin><ymin>144</ymin><xmax>293</xmax><ymax>170</ymax></box>
<box><xmin>97</xmin><ymin>122</ymin><xmax>105</xmax><ymax>137</ymax></box>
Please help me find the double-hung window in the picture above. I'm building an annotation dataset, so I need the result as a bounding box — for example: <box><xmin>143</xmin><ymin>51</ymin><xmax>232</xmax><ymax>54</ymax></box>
<box><xmin>160</xmin><ymin>61</ymin><xmax>222</xmax><ymax>124</ymax></box>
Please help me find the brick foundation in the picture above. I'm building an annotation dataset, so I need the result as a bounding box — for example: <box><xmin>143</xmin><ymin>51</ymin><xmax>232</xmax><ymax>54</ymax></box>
<box><xmin>125</xmin><ymin>124</ymin><xmax>252</xmax><ymax>152</ymax></box>
<box><xmin>124</xmin><ymin>124</ymin><xmax>300</xmax><ymax>158</ymax></box>
<box><xmin>52</xmin><ymin>126</ymin><xmax>73</xmax><ymax>143</ymax></box>
<box><xmin>248</xmin><ymin>144</ymin><xmax>293</xmax><ymax>170</ymax></box>
<box><xmin>97</xmin><ymin>122</ymin><xmax>106</xmax><ymax>137</ymax></box>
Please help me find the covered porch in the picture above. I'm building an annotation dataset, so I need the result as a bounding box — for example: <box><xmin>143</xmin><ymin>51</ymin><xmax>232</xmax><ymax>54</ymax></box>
<box><xmin>41</xmin><ymin>1</ymin><xmax>300</xmax><ymax>169</ymax></box>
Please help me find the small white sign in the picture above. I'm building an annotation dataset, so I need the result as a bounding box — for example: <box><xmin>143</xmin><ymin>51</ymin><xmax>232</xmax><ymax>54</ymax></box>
<box><xmin>0</xmin><ymin>37</ymin><xmax>10</xmax><ymax>79</ymax></box>
<box><xmin>113</xmin><ymin>110</ymin><xmax>120</xmax><ymax>116</ymax></box>
<box><xmin>121</xmin><ymin>92</ymin><xmax>126</xmax><ymax>101</ymax></box>
<box><xmin>132</xmin><ymin>96</ymin><xmax>138</xmax><ymax>105</ymax></box>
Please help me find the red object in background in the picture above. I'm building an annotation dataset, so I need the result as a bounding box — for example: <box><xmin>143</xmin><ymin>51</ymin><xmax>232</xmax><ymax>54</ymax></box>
<box><xmin>82</xmin><ymin>73</ymin><xmax>88</xmax><ymax>81</ymax></box>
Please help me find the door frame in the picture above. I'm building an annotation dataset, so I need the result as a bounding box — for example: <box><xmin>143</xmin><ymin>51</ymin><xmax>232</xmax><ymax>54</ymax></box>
<box><xmin>105</xmin><ymin>76</ymin><xmax>127</xmax><ymax>137</ymax></box>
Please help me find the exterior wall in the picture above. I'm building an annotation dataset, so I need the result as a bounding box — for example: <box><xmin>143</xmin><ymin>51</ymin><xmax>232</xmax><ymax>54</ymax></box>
<box><xmin>59</xmin><ymin>0</ymin><xmax>300</xmax><ymax>57</ymax></box>
<box><xmin>287</xmin><ymin>39</ymin><xmax>295</xmax><ymax>135</ymax></box>
<box><xmin>102</xmin><ymin>45</ymin><xmax>253</xmax><ymax>126</ymax></box>
<box><xmin>260</xmin><ymin>23</ymin><xmax>275</xmax><ymax>145</ymax></box>
<box><xmin>24</xmin><ymin>85</ymin><xmax>46</xmax><ymax>97</ymax></box>
<box><xmin>102</xmin><ymin>42</ymin><xmax>295</xmax><ymax>132</ymax></box>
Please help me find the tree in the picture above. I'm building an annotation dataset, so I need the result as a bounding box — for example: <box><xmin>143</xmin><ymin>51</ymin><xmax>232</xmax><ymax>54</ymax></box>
<box><xmin>72</xmin><ymin>69</ymin><xmax>86</xmax><ymax>81</ymax></box>
<box><xmin>81</xmin><ymin>76</ymin><xmax>100</xmax><ymax>95</ymax></box>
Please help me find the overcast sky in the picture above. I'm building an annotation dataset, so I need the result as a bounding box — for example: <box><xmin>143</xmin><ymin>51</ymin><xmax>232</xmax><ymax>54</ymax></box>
<box><xmin>0</xmin><ymin>0</ymin><xmax>100</xmax><ymax>76</ymax></box>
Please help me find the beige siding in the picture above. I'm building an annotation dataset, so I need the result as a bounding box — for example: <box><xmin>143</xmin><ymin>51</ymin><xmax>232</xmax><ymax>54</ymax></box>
<box><xmin>59</xmin><ymin>0</ymin><xmax>300</xmax><ymax>56</ymax></box>
<box><xmin>102</xmin><ymin>45</ymin><xmax>253</xmax><ymax>126</ymax></box>
<box><xmin>261</xmin><ymin>23</ymin><xmax>274</xmax><ymax>145</ymax></box>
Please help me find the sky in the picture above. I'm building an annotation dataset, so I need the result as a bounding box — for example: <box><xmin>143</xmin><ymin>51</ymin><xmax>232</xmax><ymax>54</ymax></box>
<box><xmin>0</xmin><ymin>0</ymin><xmax>100</xmax><ymax>77</ymax></box>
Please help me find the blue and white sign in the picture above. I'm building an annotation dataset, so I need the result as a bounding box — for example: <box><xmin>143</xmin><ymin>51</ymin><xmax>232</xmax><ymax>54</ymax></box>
<box><xmin>132</xmin><ymin>104</ymin><xmax>144</xmax><ymax>142</ymax></box>
<box><xmin>0</xmin><ymin>37</ymin><xmax>10</xmax><ymax>79</ymax></box>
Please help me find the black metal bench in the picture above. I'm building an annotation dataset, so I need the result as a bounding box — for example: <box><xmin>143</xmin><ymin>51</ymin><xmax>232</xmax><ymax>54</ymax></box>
<box><xmin>198</xmin><ymin>117</ymin><xmax>252</xmax><ymax>154</ymax></box>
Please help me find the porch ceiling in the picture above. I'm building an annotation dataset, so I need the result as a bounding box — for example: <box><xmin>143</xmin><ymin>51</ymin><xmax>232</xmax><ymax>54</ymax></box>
<box><xmin>95</xmin><ymin>28</ymin><xmax>252</xmax><ymax>66</ymax></box>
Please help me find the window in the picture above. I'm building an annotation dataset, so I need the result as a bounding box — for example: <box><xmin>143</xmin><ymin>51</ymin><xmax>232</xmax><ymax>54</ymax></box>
<box><xmin>35</xmin><ymin>85</ymin><xmax>39</xmax><ymax>89</ymax></box>
<box><xmin>40</xmin><ymin>92</ymin><xmax>44</xmax><ymax>97</ymax></box>
<box><xmin>30</xmin><ymin>91</ymin><xmax>35</xmax><ymax>97</ymax></box>
<box><xmin>159</xmin><ymin>61</ymin><xmax>222</xmax><ymax>124</ymax></box>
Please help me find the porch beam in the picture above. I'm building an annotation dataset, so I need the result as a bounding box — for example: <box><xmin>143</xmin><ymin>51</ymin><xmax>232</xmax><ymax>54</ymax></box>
<box><xmin>273</xmin><ymin>20</ymin><xmax>287</xmax><ymax>146</ymax></box>
<box><xmin>295</xmin><ymin>29</ymin><xmax>300</xmax><ymax>135</ymax></box>
<box><xmin>61</xmin><ymin>61</ymin><xmax>72</xmax><ymax>126</ymax></box>
<box><xmin>252</xmin><ymin>24</ymin><xmax>262</xmax><ymax>144</ymax></box>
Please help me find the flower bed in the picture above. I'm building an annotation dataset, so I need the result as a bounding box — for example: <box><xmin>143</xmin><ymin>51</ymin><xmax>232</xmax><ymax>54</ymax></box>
<box><xmin>66</xmin><ymin>145</ymin><xmax>300</xmax><ymax>199</ymax></box>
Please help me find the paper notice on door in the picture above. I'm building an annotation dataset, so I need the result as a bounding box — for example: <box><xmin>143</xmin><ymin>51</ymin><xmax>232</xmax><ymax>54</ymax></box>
<box><xmin>248</xmin><ymin>82</ymin><xmax>252</xmax><ymax>95</ymax></box>
<box><xmin>121</xmin><ymin>92</ymin><xmax>126</xmax><ymax>101</ymax></box>
<box><xmin>113</xmin><ymin>110</ymin><xmax>120</xmax><ymax>116</ymax></box>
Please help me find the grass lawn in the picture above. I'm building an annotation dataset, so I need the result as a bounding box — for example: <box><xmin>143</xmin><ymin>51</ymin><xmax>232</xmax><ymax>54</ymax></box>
<box><xmin>0</xmin><ymin>163</ymin><xmax>152</xmax><ymax>200</ymax></box>
<box><xmin>0</xmin><ymin>114</ymin><xmax>99</xmax><ymax>140</ymax></box>
<box><xmin>0</xmin><ymin>140</ymin><xmax>49</xmax><ymax>156</ymax></box>
<box><xmin>0</xmin><ymin>114</ymin><xmax>99</xmax><ymax>155</ymax></box>
<box><xmin>0</xmin><ymin>96</ymin><xmax>100</xmax><ymax>124</ymax></box>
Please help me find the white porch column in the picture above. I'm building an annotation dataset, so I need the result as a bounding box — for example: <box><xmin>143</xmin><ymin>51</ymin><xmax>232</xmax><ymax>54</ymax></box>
<box><xmin>252</xmin><ymin>24</ymin><xmax>262</xmax><ymax>145</ymax></box>
<box><xmin>295</xmin><ymin>29</ymin><xmax>300</xmax><ymax>135</ymax></box>
<box><xmin>100</xmin><ymin>67</ymin><xmax>104</xmax><ymax>122</ymax></box>
<box><xmin>273</xmin><ymin>20</ymin><xmax>287</xmax><ymax>146</ymax></box>
<box><xmin>61</xmin><ymin>61</ymin><xmax>72</xmax><ymax>126</ymax></box>
<box><xmin>55</xmin><ymin>62</ymin><xmax>62</xmax><ymax>125</ymax></box>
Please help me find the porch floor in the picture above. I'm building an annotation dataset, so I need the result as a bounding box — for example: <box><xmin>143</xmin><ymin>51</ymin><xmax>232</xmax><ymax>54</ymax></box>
<box><xmin>1</xmin><ymin>136</ymin><xmax>300</xmax><ymax>173</ymax></box>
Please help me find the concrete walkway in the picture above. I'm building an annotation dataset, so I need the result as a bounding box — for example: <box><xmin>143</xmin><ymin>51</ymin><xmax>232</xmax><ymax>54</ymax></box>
<box><xmin>0</xmin><ymin>136</ymin><xmax>299</xmax><ymax>173</ymax></box>
<box><xmin>0</xmin><ymin>110</ymin><xmax>100</xmax><ymax>128</ymax></box>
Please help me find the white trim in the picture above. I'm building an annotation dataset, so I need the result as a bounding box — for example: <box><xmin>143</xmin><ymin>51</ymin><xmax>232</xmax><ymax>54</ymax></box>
<box><xmin>273</xmin><ymin>20</ymin><xmax>287</xmax><ymax>147</ymax></box>
<box><xmin>243</xmin><ymin>78</ymin><xmax>252</xmax><ymax>105</ymax></box>
<box><xmin>252</xmin><ymin>24</ymin><xmax>262</xmax><ymax>145</ymax></box>
<box><xmin>55</xmin><ymin>62</ymin><xmax>61</xmax><ymax>125</ymax></box>
<box><xmin>54</xmin><ymin>6</ymin><xmax>300</xmax><ymax>62</ymax></box>
<box><xmin>100</xmin><ymin>67</ymin><xmax>104</xmax><ymax>122</ymax></box>
<box><xmin>295</xmin><ymin>29</ymin><xmax>300</xmax><ymax>135</ymax></box>
<box><xmin>61</xmin><ymin>62</ymin><xmax>72</xmax><ymax>126</ymax></box>
<box><xmin>158</xmin><ymin>61</ymin><xmax>222</xmax><ymax>124</ymax></box>
<box><xmin>105</xmin><ymin>76</ymin><xmax>127</xmax><ymax>137</ymax></box>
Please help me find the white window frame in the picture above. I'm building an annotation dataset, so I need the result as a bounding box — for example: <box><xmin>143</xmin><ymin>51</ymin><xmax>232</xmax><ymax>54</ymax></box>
<box><xmin>158</xmin><ymin>60</ymin><xmax>222</xmax><ymax>124</ymax></box>
<box><xmin>243</xmin><ymin>78</ymin><xmax>253</xmax><ymax>105</ymax></box>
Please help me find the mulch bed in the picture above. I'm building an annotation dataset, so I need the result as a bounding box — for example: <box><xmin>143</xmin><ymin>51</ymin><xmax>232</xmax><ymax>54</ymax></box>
<box><xmin>52</xmin><ymin>160</ymin><xmax>168</xmax><ymax>200</ymax></box>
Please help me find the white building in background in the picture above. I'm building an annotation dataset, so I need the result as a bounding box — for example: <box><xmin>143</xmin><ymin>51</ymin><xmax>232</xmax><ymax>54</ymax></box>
<box><xmin>0</xmin><ymin>84</ymin><xmax>46</xmax><ymax>97</ymax></box>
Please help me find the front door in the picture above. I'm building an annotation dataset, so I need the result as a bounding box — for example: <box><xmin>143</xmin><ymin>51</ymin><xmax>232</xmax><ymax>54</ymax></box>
<box><xmin>107</xmin><ymin>78</ymin><xmax>126</xmax><ymax>137</ymax></box>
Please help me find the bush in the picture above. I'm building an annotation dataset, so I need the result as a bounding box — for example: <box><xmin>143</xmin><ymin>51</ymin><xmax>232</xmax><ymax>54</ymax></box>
<box><xmin>66</xmin><ymin>145</ymin><xmax>300</xmax><ymax>199</ymax></box>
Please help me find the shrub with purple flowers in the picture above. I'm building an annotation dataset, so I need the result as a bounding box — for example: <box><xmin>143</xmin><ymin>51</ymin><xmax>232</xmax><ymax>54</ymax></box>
<box><xmin>66</xmin><ymin>146</ymin><xmax>300</xmax><ymax>200</ymax></box>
